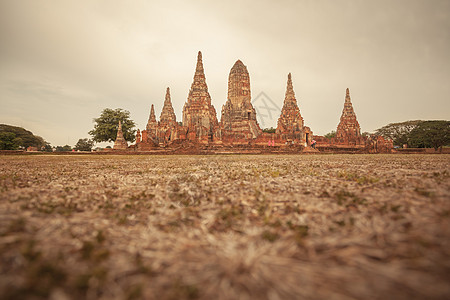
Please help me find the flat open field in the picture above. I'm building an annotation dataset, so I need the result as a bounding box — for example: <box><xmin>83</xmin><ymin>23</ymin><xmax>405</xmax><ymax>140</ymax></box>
<box><xmin>0</xmin><ymin>154</ymin><xmax>449</xmax><ymax>299</ymax></box>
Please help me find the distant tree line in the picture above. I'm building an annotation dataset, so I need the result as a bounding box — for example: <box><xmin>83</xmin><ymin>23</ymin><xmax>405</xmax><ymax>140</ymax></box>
<box><xmin>3</xmin><ymin>113</ymin><xmax>448</xmax><ymax>153</ymax></box>
<box><xmin>0</xmin><ymin>124</ymin><xmax>45</xmax><ymax>150</ymax></box>
<box><xmin>323</xmin><ymin>120</ymin><xmax>449</xmax><ymax>150</ymax></box>
<box><xmin>0</xmin><ymin>124</ymin><xmax>97</xmax><ymax>152</ymax></box>
<box><xmin>375</xmin><ymin>120</ymin><xmax>449</xmax><ymax>150</ymax></box>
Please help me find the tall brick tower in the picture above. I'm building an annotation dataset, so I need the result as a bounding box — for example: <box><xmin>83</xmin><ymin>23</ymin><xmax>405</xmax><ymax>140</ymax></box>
<box><xmin>220</xmin><ymin>60</ymin><xmax>261</xmax><ymax>141</ymax></box>
<box><xmin>113</xmin><ymin>120</ymin><xmax>128</xmax><ymax>150</ymax></box>
<box><xmin>182</xmin><ymin>51</ymin><xmax>220</xmax><ymax>143</ymax></box>
<box><xmin>276</xmin><ymin>73</ymin><xmax>305</xmax><ymax>142</ymax></box>
<box><xmin>335</xmin><ymin>88</ymin><xmax>364</xmax><ymax>145</ymax></box>
<box><xmin>159</xmin><ymin>87</ymin><xmax>177</xmax><ymax>128</ymax></box>
<box><xmin>146</xmin><ymin>104</ymin><xmax>158</xmax><ymax>142</ymax></box>
<box><xmin>159</xmin><ymin>87</ymin><xmax>178</xmax><ymax>143</ymax></box>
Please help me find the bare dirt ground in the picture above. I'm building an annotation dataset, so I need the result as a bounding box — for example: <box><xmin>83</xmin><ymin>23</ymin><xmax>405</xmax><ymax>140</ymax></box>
<box><xmin>0</xmin><ymin>154</ymin><xmax>449</xmax><ymax>300</ymax></box>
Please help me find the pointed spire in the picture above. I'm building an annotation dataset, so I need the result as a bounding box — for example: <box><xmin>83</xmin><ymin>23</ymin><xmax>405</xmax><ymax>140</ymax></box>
<box><xmin>193</xmin><ymin>51</ymin><xmax>206</xmax><ymax>87</ymax></box>
<box><xmin>345</xmin><ymin>88</ymin><xmax>351</xmax><ymax>103</ymax></box>
<box><xmin>160</xmin><ymin>87</ymin><xmax>177</xmax><ymax>126</ymax></box>
<box><xmin>164</xmin><ymin>87</ymin><xmax>172</xmax><ymax>106</ymax></box>
<box><xmin>341</xmin><ymin>88</ymin><xmax>356</xmax><ymax>117</ymax></box>
<box><xmin>196</xmin><ymin>51</ymin><xmax>203</xmax><ymax>71</ymax></box>
<box><xmin>183</xmin><ymin>51</ymin><xmax>219</xmax><ymax>139</ymax></box>
<box><xmin>148</xmin><ymin>104</ymin><xmax>156</xmax><ymax>123</ymax></box>
<box><xmin>186</xmin><ymin>50</ymin><xmax>212</xmax><ymax>104</ymax></box>
<box><xmin>276</xmin><ymin>73</ymin><xmax>304</xmax><ymax>135</ymax></box>
<box><xmin>284</xmin><ymin>73</ymin><xmax>296</xmax><ymax>103</ymax></box>
<box><xmin>146</xmin><ymin>104</ymin><xmax>158</xmax><ymax>138</ymax></box>
<box><xmin>113</xmin><ymin>120</ymin><xmax>128</xmax><ymax>150</ymax></box>
<box><xmin>336</xmin><ymin>88</ymin><xmax>361</xmax><ymax>140</ymax></box>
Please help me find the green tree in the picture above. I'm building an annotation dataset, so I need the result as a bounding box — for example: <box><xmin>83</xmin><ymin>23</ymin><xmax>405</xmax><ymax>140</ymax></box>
<box><xmin>324</xmin><ymin>130</ymin><xmax>336</xmax><ymax>139</ymax></box>
<box><xmin>0</xmin><ymin>132</ymin><xmax>22</xmax><ymax>150</ymax></box>
<box><xmin>408</xmin><ymin>121</ymin><xmax>450</xmax><ymax>151</ymax></box>
<box><xmin>374</xmin><ymin>120</ymin><xmax>422</xmax><ymax>146</ymax></box>
<box><xmin>74</xmin><ymin>138</ymin><xmax>94</xmax><ymax>151</ymax></box>
<box><xmin>0</xmin><ymin>124</ymin><xmax>45</xmax><ymax>149</ymax></box>
<box><xmin>263</xmin><ymin>127</ymin><xmax>276</xmax><ymax>133</ymax></box>
<box><xmin>41</xmin><ymin>143</ymin><xmax>53</xmax><ymax>152</ymax></box>
<box><xmin>89</xmin><ymin>108</ymin><xmax>136</xmax><ymax>143</ymax></box>
<box><xmin>55</xmin><ymin>145</ymin><xmax>72</xmax><ymax>152</ymax></box>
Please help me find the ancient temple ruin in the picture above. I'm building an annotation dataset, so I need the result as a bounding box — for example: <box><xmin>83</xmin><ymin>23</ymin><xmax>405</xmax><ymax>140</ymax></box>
<box><xmin>221</xmin><ymin>60</ymin><xmax>262</xmax><ymax>143</ymax></box>
<box><xmin>182</xmin><ymin>51</ymin><xmax>220</xmax><ymax>144</ymax></box>
<box><xmin>275</xmin><ymin>73</ymin><xmax>312</xmax><ymax>146</ymax></box>
<box><xmin>113</xmin><ymin>121</ymin><xmax>128</xmax><ymax>150</ymax></box>
<box><xmin>113</xmin><ymin>51</ymin><xmax>392</xmax><ymax>153</ymax></box>
<box><xmin>145</xmin><ymin>104</ymin><xmax>157</xmax><ymax>143</ymax></box>
<box><xmin>158</xmin><ymin>87</ymin><xmax>178</xmax><ymax>144</ymax></box>
<box><xmin>335</xmin><ymin>88</ymin><xmax>364</xmax><ymax>146</ymax></box>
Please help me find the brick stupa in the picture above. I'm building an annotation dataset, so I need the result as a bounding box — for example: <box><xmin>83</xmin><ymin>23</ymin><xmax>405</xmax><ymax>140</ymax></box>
<box><xmin>145</xmin><ymin>104</ymin><xmax>158</xmax><ymax>142</ymax></box>
<box><xmin>160</xmin><ymin>88</ymin><xmax>177</xmax><ymax>128</ymax></box>
<box><xmin>221</xmin><ymin>60</ymin><xmax>261</xmax><ymax>142</ymax></box>
<box><xmin>182</xmin><ymin>51</ymin><xmax>220</xmax><ymax>143</ymax></box>
<box><xmin>158</xmin><ymin>87</ymin><xmax>178</xmax><ymax>143</ymax></box>
<box><xmin>335</xmin><ymin>88</ymin><xmax>364</xmax><ymax>145</ymax></box>
<box><xmin>276</xmin><ymin>73</ymin><xmax>305</xmax><ymax>141</ymax></box>
<box><xmin>113</xmin><ymin>120</ymin><xmax>128</xmax><ymax>150</ymax></box>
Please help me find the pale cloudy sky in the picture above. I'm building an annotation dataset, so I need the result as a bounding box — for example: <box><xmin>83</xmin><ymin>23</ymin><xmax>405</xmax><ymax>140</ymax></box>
<box><xmin>1</xmin><ymin>0</ymin><xmax>449</xmax><ymax>146</ymax></box>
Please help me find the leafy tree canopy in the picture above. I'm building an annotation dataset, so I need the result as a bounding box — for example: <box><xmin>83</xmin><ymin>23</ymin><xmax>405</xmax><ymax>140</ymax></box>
<box><xmin>42</xmin><ymin>143</ymin><xmax>53</xmax><ymax>152</ymax></box>
<box><xmin>324</xmin><ymin>130</ymin><xmax>336</xmax><ymax>139</ymax></box>
<box><xmin>374</xmin><ymin>120</ymin><xmax>423</xmax><ymax>146</ymax></box>
<box><xmin>263</xmin><ymin>127</ymin><xmax>276</xmax><ymax>133</ymax></box>
<box><xmin>408</xmin><ymin>121</ymin><xmax>450</xmax><ymax>150</ymax></box>
<box><xmin>89</xmin><ymin>108</ymin><xmax>136</xmax><ymax>143</ymax></box>
<box><xmin>0</xmin><ymin>124</ymin><xmax>45</xmax><ymax>150</ymax></box>
<box><xmin>55</xmin><ymin>145</ymin><xmax>72</xmax><ymax>152</ymax></box>
<box><xmin>74</xmin><ymin>138</ymin><xmax>95</xmax><ymax>151</ymax></box>
<box><xmin>0</xmin><ymin>132</ymin><xmax>22</xmax><ymax>150</ymax></box>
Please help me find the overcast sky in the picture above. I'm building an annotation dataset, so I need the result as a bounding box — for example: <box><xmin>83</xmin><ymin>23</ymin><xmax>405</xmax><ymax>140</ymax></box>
<box><xmin>1</xmin><ymin>0</ymin><xmax>449</xmax><ymax>146</ymax></box>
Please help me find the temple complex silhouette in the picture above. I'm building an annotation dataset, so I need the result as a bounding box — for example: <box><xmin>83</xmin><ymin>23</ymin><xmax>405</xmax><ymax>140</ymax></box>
<box><xmin>114</xmin><ymin>51</ymin><xmax>392</xmax><ymax>153</ymax></box>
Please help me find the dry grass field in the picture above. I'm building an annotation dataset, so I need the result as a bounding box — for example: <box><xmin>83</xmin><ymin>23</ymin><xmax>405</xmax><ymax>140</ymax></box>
<box><xmin>0</xmin><ymin>154</ymin><xmax>449</xmax><ymax>300</ymax></box>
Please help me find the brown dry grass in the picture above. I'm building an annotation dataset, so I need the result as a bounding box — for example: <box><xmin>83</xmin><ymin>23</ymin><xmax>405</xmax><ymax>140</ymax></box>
<box><xmin>0</xmin><ymin>154</ymin><xmax>449</xmax><ymax>300</ymax></box>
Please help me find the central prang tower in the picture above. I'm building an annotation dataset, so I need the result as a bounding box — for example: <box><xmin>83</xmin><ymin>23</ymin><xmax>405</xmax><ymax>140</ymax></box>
<box><xmin>220</xmin><ymin>60</ymin><xmax>262</xmax><ymax>141</ymax></box>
